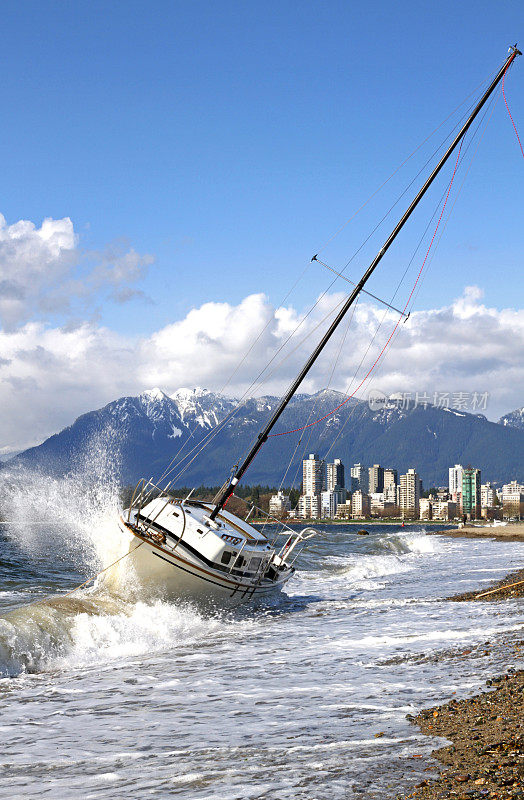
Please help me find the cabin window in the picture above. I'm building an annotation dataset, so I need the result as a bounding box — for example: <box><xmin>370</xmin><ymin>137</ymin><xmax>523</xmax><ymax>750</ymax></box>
<box><xmin>249</xmin><ymin>557</ymin><xmax>262</xmax><ymax>572</ymax></box>
<box><xmin>221</xmin><ymin>551</ymin><xmax>232</xmax><ymax>565</ymax></box>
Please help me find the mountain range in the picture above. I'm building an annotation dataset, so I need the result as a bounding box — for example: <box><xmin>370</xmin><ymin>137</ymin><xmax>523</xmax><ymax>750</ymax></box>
<box><xmin>3</xmin><ymin>387</ymin><xmax>524</xmax><ymax>488</ymax></box>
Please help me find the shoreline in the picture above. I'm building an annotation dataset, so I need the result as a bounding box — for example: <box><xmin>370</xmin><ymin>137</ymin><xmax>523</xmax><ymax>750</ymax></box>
<box><xmin>250</xmin><ymin>518</ymin><xmax>524</xmax><ymax>539</ymax></box>
<box><xmin>401</xmin><ymin>667</ymin><xmax>524</xmax><ymax>800</ymax></box>
<box><xmin>401</xmin><ymin>568</ymin><xmax>524</xmax><ymax>799</ymax></box>
<box><xmin>432</xmin><ymin>522</ymin><xmax>524</xmax><ymax>542</ymax></box>
<box><xmin>250</xmin><ymin>518</ymin><xmax>454</xmax><ymax>527</ymax></box>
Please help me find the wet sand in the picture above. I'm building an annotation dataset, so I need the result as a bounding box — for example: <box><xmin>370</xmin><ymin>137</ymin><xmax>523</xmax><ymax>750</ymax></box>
<box><xmin>434</xmin><ymin>522</ymin><xmax>524</xmax><ymax>543</ymax></box>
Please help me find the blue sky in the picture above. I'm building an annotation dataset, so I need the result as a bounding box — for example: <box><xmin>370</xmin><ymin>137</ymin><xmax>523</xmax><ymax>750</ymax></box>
<box><xmin>0</xmin><ymin>1</ymin><xmax>522</xmax><ymax>449</ymax></box>
<box><xmin>0</xmin><ymin>0</ymin><xmax>522</xmax><ymax>334</ymax></box>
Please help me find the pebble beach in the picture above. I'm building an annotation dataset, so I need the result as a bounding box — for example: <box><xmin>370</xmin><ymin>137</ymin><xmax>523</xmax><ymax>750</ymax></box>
<box><xmin>403</xmin><ymin>527</ymin><xmax>524</xmax><ymax>800</ymax></box>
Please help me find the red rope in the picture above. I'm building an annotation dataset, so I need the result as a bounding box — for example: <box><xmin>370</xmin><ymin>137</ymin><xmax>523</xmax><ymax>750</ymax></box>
<box><xmin>502</xmin><ymin>62</ymin><xmax>524</xmax><ymax>158</ymax></box>
<box><xmin>269</xmin><ymin>139</ymin><xmax>464</xmax><ymax>438</ymax></box>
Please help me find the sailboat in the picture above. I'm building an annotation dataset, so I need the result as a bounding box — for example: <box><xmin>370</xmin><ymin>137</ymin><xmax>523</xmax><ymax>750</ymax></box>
<box><xmin>118</xmin><ymin>46</ymin><xmax>521</xmax><ymax>603</ymax></box>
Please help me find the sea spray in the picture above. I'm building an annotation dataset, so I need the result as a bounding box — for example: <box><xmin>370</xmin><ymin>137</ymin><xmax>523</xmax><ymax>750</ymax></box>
<box><xmin>0</xmin><ymin>424</ymin><xmax>128</xmax><ymax>573</ymax></box>
<box><xmin>0</xmin><ymin>424</ymin><xmax>263</xmax><ymax>677</ymax></box>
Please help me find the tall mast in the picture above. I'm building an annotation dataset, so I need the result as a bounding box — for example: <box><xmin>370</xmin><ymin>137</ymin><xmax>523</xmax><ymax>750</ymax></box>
<box><xmin>210</xmin><ymin>46</ymin><xmax>521</xmax><ymax>521</ymax></box>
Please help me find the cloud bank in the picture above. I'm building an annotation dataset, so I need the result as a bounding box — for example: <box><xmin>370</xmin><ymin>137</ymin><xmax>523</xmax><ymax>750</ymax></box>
<box><xmin>0</xmin><ymin>215</ymin><xmax>522</xmax><ymax>452</ymax></box>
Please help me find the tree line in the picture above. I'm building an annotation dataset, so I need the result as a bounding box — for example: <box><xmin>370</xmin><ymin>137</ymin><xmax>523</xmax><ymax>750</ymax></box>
<box><xmin>121</xmin><ymin>484</ymin><xmax>301</xmax><ymax>517</ymax></box>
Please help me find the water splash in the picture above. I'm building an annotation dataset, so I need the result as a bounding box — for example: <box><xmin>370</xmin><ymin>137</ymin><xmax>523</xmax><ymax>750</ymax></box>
<box><xmin>0</xmin><ymin>432</ymin><xmax>444</xmax><ymax>680</ymax></box>
<box><xmin>0</xmin><ymin>424</ymin><xmax>127</xmax><ymax>572</ymax></box>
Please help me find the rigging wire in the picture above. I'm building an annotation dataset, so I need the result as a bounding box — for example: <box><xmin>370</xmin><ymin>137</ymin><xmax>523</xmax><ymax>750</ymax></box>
<box><xmin>149</xmin><ymin>69</ymin><xmax>511</xmax><ymax>494</ymax></box>
<box><xmin>502</xmin><ymin>61</ymin><xmax>524</xmax><ymax>158</ymax></box>
<box><xmin>269</xmin><ymin>164</ymin><xmax>456</xmax><ymax>492</ymax></box>
<box><xmin>153</xmin><ymin>296</ymin><xmax>353</xmax><ymax>488</ymax></box>
<box><xmin>322</xmin><ymin>85</ymin><xmax>503</xmax><ymax>461</ymax></box>
<box><xmin>268</xmin><ymin>137</ymin><xmax>465</xmax><ymax>439</ymax></box>
<box><xmin>150</xmin><ymin>84</ymin><xmax>488</xmax><ymax>493</ymax></box>
<box><xmin>269</xmin><ymin>77</ymin><xmax>504</xmax><ymax>443</ymax></box>
<box><xmin>298</xmin><ymin>172</ymin><xmax>454</xmax><ymax>467</ymax></box>
<box><xmin>274</xmin><ymin>299</ymin><xmax>358</xmax><ymax>510</ymax></box>
<box><xmin>313</xmin><ymin>71</ymin><xmax>495</xmax><ymax>255</ymax></box>
<box><xmin>407</xmin><ymin>86</ymin><xmax>504</xmax><ymax>311</ymax></box>
<box><xmin>199</xmin><ymin>106</ymin><xmax>489</xmax><ymax>481</ymax></box>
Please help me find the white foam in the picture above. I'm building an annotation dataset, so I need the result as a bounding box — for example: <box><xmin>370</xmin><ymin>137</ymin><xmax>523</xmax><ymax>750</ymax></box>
<box><xmin>0</xmin><ymin>592</ymin><xmax>242</xmax><ymax>677</ymax></box>
<box><xmin>321</xmin><ymin>532</ymin><xmax>439</xmax><ymax>588</ymax></box>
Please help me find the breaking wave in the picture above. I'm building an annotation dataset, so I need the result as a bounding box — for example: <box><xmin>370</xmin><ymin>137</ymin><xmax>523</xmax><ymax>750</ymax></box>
<box><xmin>0</xmin><ymin>428</ymin><xmax>446</xmax><ymax>678</ymax></box>
<box><xmin>323</xmin><ymin>531</ymin><xmax>439</xmax><ymax>579</ymax></box>
<box><xmin>0</xmin><ymin>591</ymin><xmax>232</xmax><ymax>677</ymax></box>
<box><xmin>0</xmin><ymin>426</ymin><xmax>173</xmax><ymax>677</ymax></box>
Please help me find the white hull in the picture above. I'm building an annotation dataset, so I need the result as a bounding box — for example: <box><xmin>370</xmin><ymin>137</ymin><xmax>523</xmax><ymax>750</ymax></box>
<box><xmin>117</xmin><ymin>516</ymin><xmax>292</xmax><ymax>606</ymax></box>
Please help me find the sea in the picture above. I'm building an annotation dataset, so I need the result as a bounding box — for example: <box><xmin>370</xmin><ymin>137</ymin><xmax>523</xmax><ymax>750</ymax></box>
<box><xmin>0</xmin><ymin>470</ymin><xmax>523</xmax><ymax>799</ymax></box>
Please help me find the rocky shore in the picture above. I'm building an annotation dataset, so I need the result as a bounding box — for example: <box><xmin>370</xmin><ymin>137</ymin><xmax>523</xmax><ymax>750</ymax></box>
<box><xmin>401</xmin><ymin>667</ymin><xmax>524</xmax><ymax>800</ymax></box>
<box><xmin>401</xmin><ymin>559</ymin><xmax>524</xmax><ymax>800</ymax></box>
<box><xmin>452</xmin><ymin>568</ymin><xmax>524</xmax><ymax>601</ymax></box>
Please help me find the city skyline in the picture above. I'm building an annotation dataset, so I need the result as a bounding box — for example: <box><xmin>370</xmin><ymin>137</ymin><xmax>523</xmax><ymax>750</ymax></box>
<box><xmin>273</xmin><ymin>454</ymin><xmax>523</xmax><ymax>521</ymax></box>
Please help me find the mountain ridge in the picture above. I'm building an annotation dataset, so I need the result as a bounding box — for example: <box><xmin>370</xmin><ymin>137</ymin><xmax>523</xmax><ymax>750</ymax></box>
<box><xmin>499</xmin><ymin>407</ymin><xmax>524</xmax><ymax>431</ymax></box>
<box><xmin>4</xmin><ymin>388</ymin><xmax>524</xmax><ymax>487</ymax></box>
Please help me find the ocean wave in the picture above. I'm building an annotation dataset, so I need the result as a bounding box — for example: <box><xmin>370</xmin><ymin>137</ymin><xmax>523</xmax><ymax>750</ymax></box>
<box><xmin>320</xmin><ymin>531</ymin><xmax>440</xmax><ymax>586</ymax></box>
<box><xmin>0</xmin><ymin>591</ymin><xmax>236</xmax><ymax>677</ymax></box>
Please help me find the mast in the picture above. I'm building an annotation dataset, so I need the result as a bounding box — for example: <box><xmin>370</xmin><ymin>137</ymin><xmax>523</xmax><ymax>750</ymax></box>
<box><xmin>209</xmin><ymin>45</ymin><xmax>521</xmax><ymax>521</ymax></box>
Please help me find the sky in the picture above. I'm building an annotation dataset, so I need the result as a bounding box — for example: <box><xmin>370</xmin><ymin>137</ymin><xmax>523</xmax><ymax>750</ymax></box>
<box><xmin>0</xmin><ymin>0</ymin><xmax>523</xmax><ymax>452</ymax></box>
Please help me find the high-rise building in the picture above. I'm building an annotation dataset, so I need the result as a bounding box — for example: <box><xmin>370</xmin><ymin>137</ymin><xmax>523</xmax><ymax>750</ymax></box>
<box><xmin>298</xmin><ymin>453</ymin><xmax>324</xmax><ymax>519</ymax></box>
<box><xmin>399</xmin><ymin>468</ymin><xmax>421</xmax><ymax>518</ymax></box>
<box><xmin>420</xmin><ymin>498</ymin><xmax>457</xmax><ymax>521</ymax></box>
<box><xmin>302</xmin><ymin>453</ymin><xmax>324</xmax><ymax>495</ymax></box>
<box><xmin>449</xmin><ymin>464</ymin><xmax>464</xmax><ymax>500</ymax></box>
<box><xmin>481</xmin><ymin>482</ymin><xmax>496</xmax><ymax>508</ymax></box>
<box><xmin>269</xmin><ymin>491</ymin><xmax>291</xmax><ymax>517</ymax></box>
<box><xmin>350</xmin><ymin>490</ymin><xmax>370</xmax><ymax>519</ymax></box>
<box><xmin>325</xmin><ymin>459</ymin><xmax>345</xmax><ymax>491</ymax></box>
<box><xmin>384</xmin><ymin>468</ymin><xmax>397</xmax><ymax>490</ymax></box>
<box><xmin>297</xmin><ymin>494</ymin><xmax>321</xmax><ymax>519</ymax></box>
<box><xmin>321</xmin><ymin>489</ymin><xmax>347</xmax><ymax>518</ymax></box>
<box><xmin>501</xmin><ymin>481</ymin><xmax>524</xmax><ymax>519</ymax></box>
<box><xmin>368</xmin><ymin>464</ymin><xmax>384</xmax><ymax>494</ymax></box>
<box><xmin>419</xmin><ymin>498</ymin><xmax>432</xmax><ymax>520</ymax></box>
<box><xmin>383</xmin><ymin>468</ymin><xmax>398</xmax><ymax>504</ymax></box>
<box><xmin>369</xmin><ymin>493</ymin><xmax>395</xmax><ymax>516</ymax></box>
<box><xmin>462</xmin><ymin>468</ymin><xmax>481</xmax><ymax>520</ymax></box>
<box><xmin>350</xmin><ymin>463</ymin><xmax>368</xmax><ymax>493</ymax></box>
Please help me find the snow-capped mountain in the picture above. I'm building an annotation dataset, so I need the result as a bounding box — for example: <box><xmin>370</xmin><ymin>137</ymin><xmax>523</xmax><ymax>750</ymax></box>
<box><xmin>5</xmin><ymin>388</ymin><xmax>524</xmax><ymax>487</ymax></box>
<box><xmin>499</xmin><ymin>407</ymin><xmax>524</xmax><ymax>431</ymax></box>
<box><xmin>170</xmin><ymin>387</ymin><xmax>238</xmax><ymax>428</ymax></box>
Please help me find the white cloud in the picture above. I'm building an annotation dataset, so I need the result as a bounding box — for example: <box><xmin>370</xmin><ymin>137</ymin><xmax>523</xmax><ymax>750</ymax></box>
<box><xmin>0</xmin><ymin>215</ymin><xmax>153</xmax><ymax>330</ymax></box>
<box><xmin>0</xmin><ymin>285</ymin><xmax>523</xmax><ymax>451</ymax></box>
<box><xmin>0</xmin><ymin>213</ymin><xmax>521</xmax><ymax>450</ymax></box>
<box><xmin>0</xmin><ymin>215</ymin><xmax>76</xmax><ymax>329</ymax></box>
